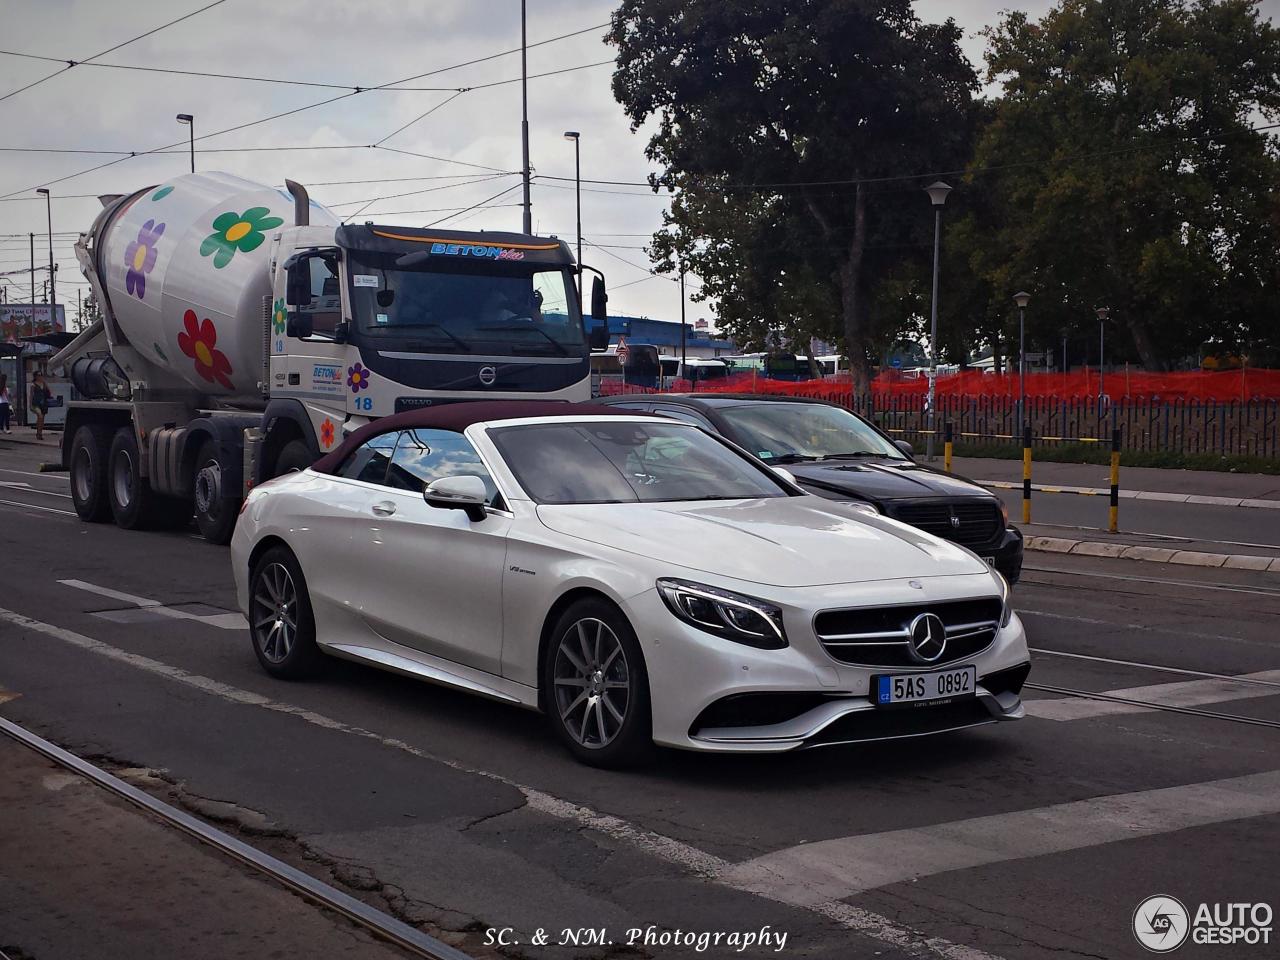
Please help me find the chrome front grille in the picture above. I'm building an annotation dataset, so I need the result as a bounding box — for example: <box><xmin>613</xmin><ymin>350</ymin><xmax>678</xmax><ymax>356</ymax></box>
<box><xmin>813</xmin><ymin>597</ymin><xmax>1002</xmax><ymax>668</ymax></box>
<box><xmin>890</xmin><ymin>501</ymin><xmax>1003</xmax><ymax>548</ymax></box>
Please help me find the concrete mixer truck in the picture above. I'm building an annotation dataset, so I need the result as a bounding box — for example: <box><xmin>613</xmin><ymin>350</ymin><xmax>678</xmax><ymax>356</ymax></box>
<box><xmin>53</xmin><ymin>171</ymin><xmax>609</xmax><ymax>543</ymax></box>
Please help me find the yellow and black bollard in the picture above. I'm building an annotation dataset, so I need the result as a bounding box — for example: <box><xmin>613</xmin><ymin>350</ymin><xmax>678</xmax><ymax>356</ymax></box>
<box><xmin>1022</xmin><ymin>424</ymin><xmax>1032</xmax><ymax>524</ymax></box>
<box><xmin>1109</xmin><ymin>428</ymin><xmax>1121</xmax><ymax>533</ymax></box>
<box><xmin>944</xmin><ymin>421</ymin><xmax>954</xmax><ymax>473</ymax></box>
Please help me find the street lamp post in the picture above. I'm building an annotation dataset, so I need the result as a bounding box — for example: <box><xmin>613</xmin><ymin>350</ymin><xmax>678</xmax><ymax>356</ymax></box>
<box><xmin>176</xmin><ymin>114</ymin><xmax>194</xmax><ymax>173</ymax></box>
<box><xmin>924</xmin><ymin>181</ymin><xmax>951</xmax><ymax>460</ymax></box>
<box><xmin>1095</xmin><ymin>306</ymin><xmax>1110</xmax><ymax>407</ymax></box>
<box><xmin>1013</xmin><ymin>291</ymin><xmax>1031</xmax><ymax>431</ymax></box>
<box><xmin>519</xmin><ymin>0</ymin><xmax>531</xmax><ymax>233</ymax></box>
<box><xmin>36</xmin><ymin>188</ymin><xmax>54</xmax><ymax>311</ymax></box>
<box><xmin>563</xmin><ymin>131</ymin><xmax>581</xmax><ymax>298</ymax></box>
<box><xmin>679</xmin><ymin>263</ymin><xmax>687</xmax><ymax>370</ymax></box>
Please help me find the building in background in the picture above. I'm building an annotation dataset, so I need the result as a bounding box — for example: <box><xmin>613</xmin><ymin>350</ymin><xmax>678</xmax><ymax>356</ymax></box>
<box><xmin>1</xmin><ymin>304</ymin><xmax>68</xmax><ymax>427</ymax></box>
<box><xmin>588</xmin><ymin>314</ymin><xmax>736</xmax><ymax>358</ymax></box>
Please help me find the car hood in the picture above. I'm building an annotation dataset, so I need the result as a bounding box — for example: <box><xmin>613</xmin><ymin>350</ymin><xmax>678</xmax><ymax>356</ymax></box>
<box><xmin>535</xmin><ymin>496</ymin><xmax>986</xmax><ymax>587</ymax></box>
<box><xmin>783</xmin><ymin>458</ymin><xmax>992</xmax><ymax>502</ymax></box>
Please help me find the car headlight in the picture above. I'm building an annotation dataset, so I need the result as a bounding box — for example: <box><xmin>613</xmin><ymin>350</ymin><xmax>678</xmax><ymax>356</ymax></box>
<box><xmin>656</xmin><ymin>578</ymin><xmax>788</xmax><ymax>649</ymax></box>
<box><xmin>996</xmin><ymin>571</ymin><xmax>1013</xmax><ymax>627</ymax></box>
<box><xmin>999</xmin><ymin>500</ymin><xmax>1010</xmax><ymax>527</ymax></box>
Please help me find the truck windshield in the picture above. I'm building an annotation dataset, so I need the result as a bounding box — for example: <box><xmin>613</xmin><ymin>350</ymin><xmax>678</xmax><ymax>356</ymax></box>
<box><xmin>346</xmin><ymin>252</ymin><xmax>585</xmax><ymax>357</ymax></box>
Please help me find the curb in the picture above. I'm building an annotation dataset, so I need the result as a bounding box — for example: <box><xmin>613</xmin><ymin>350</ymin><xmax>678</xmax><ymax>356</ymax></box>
<box><xmin>1024</xmin><ymin>535</ymin><xmax>1280</xmax><ymax>573</ymax></box>
<box><xmin>979</xmin><ymin>480</ymin><xmax>1280</xmax><ymax>510</ymax></box>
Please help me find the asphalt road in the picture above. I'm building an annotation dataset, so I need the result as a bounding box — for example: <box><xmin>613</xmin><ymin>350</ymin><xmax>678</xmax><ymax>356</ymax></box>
<box><xmin>1</xmin><ymin>439</ymin><xmax>1278</xmax><ymax>960</ymax></box>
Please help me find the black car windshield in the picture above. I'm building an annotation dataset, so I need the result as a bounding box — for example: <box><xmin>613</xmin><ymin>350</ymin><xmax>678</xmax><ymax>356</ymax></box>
<box><xmin>347</xmin><ymin>251</ymin><xmax>584</xmax><ymax>356</ymax></box>
<box><xmin>718</xmin><ymin>402</ymin><xmax>907</xmax><ymax>461</ymax></box>
<box><xmin>490</xmin><ymin>421</ymin><xmax>789</xmax><ymax>504</ymax></box>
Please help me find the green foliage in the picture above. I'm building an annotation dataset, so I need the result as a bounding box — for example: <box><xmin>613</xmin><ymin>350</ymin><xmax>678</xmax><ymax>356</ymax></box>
<box><xmin>961</xmin><ymin>0</ymin><xmax>1280</xmax><ymax>370</ymax></box>
<box><xmin>608</xmin><ymin>0</ymin><xmax>979</xmax><ymax>393</ymax></box>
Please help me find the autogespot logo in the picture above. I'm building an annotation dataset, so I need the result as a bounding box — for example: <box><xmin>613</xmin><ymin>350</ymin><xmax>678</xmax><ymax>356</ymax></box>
<box><xmin>1133</xmin><ymin>895</ymin><xmax>1190</xmax><ymax>953</ymax></box>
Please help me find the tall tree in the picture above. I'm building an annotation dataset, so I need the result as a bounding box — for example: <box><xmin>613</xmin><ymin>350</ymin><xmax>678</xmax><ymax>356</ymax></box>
<box><xmin>971</xmin><ymin>0</ymin><xmax>1280</xmax><ymax>370</ymax></box>
<box><xmin>608</xmin><ymin>0</ymin><xmax>979</xmax><ymax>394</ymax></box>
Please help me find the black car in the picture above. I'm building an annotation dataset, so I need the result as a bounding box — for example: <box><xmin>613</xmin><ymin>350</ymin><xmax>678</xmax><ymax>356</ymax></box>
<box><xmin>596</xmin><ymin>393</ymin><xmax>1023</xmax><ymax>584</ymax></box>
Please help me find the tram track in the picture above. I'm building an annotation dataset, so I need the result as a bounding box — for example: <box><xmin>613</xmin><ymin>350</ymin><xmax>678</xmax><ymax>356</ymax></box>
<box><xmin>0</xmin><ymin>716</ymin><xmax>472</xmax><ymax>960</ymax></box>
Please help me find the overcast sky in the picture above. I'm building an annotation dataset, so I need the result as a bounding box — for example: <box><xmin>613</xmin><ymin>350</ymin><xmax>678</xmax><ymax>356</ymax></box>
<box><xmin>1</xmin><ymin>0</ymin><xmax>1276</xmax><ymax>327</ymax></box>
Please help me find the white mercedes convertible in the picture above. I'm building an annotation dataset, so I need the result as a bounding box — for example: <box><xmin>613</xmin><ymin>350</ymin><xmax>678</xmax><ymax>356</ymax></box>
<box><xmin>232</xmin><ymin>401</ymin><xmax>1030</xmax><ymax>766</ymax></box>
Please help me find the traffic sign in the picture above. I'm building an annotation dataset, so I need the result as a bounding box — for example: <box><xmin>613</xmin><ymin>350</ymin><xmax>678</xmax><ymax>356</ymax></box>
<box><xmin>616</xmin><ymin>336</ymin><xmax>629</xmax><ymax>364</ymax></box>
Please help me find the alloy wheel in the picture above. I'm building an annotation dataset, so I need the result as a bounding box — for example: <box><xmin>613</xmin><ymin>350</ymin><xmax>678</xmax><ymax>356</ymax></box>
<box><xmin>252</xmin><ymin>562</ymin><xmax>297</xmax><ymax>664</ymax></box>
<box><xmin>552</xmin><ymin>618</ymin><xmax>631</xmax><ymax>749</ymax></box>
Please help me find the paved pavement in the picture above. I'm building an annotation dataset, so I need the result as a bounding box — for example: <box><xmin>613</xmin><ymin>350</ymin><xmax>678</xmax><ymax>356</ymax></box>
<box><xmin>0</xmin><ymin>734</ymin><xmax>415</xmax><ymax>960</ymax></box>
<box><xmin>2</xmin><ymin>440</ymin><xmax>1279</xmax><ymax>959</ymax></box>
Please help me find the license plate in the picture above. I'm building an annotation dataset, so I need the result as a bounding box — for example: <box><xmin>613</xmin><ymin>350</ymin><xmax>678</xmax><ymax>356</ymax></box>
<box><xmin>981</xmin><ymin>556</ymin><xmax>996</xmax><ymax>566</ymax></box>
<box><xmin>874</xmin><ymin>665</ymin><xmax>977</xmax><ymax>708</ymax></box>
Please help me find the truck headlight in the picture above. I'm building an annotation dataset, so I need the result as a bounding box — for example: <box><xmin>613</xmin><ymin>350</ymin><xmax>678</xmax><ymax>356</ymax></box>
<box><xmin>656</xmin><ymin>578</ymin><xmax>787</xmax><ymax>649</ymax></box>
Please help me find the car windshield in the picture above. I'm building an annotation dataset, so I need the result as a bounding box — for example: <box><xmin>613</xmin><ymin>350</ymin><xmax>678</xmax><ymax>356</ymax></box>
<box><xmin>489</xmin><ymin>420</ymin><xmax>789</xmax><ymax>504</ymax></box>
<box><xmin>718</xmin><ymin>402</ymin><xmax>906</xmax><ymax>462</ymax></box>
<box><xmin>347</xmin><ymin>251</ymin><xmax>584</xmax><ymax>356</ymax></box>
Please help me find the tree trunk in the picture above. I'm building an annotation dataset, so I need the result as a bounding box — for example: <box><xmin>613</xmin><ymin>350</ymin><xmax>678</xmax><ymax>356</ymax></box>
<box><xmin>992</xmin><ymin>333</ymin><xmax>1003</xmax><ymax>374</ymax></box>
<box><xmin>839</xmin><ymin>184</ymin><xmax>873</xmax><ymax>397</ymax></box>
<box><xmin>1127</xmin><ymin>315</ymin><xmax>1166</xmax><ymax>371</ymax></box>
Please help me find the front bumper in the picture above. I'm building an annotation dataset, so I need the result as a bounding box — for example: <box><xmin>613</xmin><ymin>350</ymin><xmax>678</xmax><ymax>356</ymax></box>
<box><xmin>987</xmin><ymin>526</ymin><xmax>1024</xmax><ymax>585</ymax></box>
<box><xmin>627</xmin><ymin>583</ymin><xmax>1032</xmax><ymax>753</ymax></box>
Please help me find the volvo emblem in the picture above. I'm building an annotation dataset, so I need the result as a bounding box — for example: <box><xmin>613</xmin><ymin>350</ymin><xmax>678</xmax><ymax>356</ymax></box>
<box><xmin>477</xmin><ymin>365</ymin><xmax>497</xmax><ymax>386</ymax></box>
<box><xmin>907</xmin><ymin>612</ymin><xmax>947</xmax><ymax>663</ymax></box>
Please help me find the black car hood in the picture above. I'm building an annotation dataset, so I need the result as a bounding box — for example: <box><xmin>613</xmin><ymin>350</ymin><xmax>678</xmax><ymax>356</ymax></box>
<box><xmin>784</xmin><ymin>458</ymin><xmax>994</xmax><ymax>503</ymax></box>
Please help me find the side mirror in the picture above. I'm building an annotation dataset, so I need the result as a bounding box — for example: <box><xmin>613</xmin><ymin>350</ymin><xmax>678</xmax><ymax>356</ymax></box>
<box><xmin>286</xmin><ymin>313</ymin><xmax>313</xmax><ymax>338</ymax></box>
<box><xmin>424</xmin><ymin>475</ymin><xmax>488</xmax><ymax>522</ymax></box>
<box><xmin>285</xmin><ymin>260</ymin><xmax>312</xmax><ymax>306</ymax></box>
<box><xmin>895</xmin><ymin>439</ymin><xmax>914</xmax><ymax>457</ymax></box>
<box><xmin>588</xmin><ymin>324</ymin><xmax>609</xmax><ymax>351</ymax></box>
<box><xmin>590</xmin><ymin>275</ymin><xmax>608</xmax><ymax>320</ymax></box>
<box><xmin>771</xmin><ymin>466</ymin><xmax>798</xmax><ymax>486</ymax></box>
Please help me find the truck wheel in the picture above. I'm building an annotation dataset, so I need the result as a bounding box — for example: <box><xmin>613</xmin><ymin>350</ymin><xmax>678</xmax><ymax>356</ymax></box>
<box><xmin>107</xmin><ymin>427</ymin><xmax>163</xmax><ymax>530</ymax></box>
<box><xmin>69</xmin><ymin>424</ymin><xmax>113</xmax><ymax>523</ymax></box>
<box><xmin>273</xmin><ymin>440</ymin><xmax>313</xmax><ymax>477</ymax></box>
<box><xmin>193</xmin><ymin>438</ymin><xmax>237</xmax><ymax>545</ymax></box>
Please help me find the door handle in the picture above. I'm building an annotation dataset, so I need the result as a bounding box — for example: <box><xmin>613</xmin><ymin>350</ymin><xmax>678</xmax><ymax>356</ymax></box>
<box><xmin>371</xmin><ymin>501</ymin><xmax>397</xmax><ymax>516</ymax></box>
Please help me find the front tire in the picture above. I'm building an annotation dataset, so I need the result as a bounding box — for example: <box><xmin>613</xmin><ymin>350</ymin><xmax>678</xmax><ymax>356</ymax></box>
<box><xmin>193</xmin><ymin>439</ymin><xmax>237</xmax><ymax>544</ymax></box>
<box><xmin>543</xmin><ymin>598</ymin><xmax>652</xmax><ymax>767</ymax></box>
<box><xmin>272</xmin><ymin>439</ymin><xmax>313</xmax><ymax>477</ymax></box>
<box><xmin>69</xmin><ymin>424</ymin><xmax>112</xmax><ymax>522</ymax></box>
<box><xmin>249</xmin><ymin>546</ymin><xmax>322</xmax><ymax>679</ymax></box>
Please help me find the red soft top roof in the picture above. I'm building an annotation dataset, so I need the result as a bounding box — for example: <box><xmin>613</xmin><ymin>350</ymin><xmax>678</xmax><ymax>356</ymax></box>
<box><xmin>310</xmin><ymin>400</ymin><xmax>648</xmax><ymax>474</ymax></box>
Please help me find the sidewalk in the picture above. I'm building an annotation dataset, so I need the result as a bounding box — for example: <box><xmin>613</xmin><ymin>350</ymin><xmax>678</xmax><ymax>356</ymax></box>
<box><xmin>947</xmin><ymin>455</ymin><xmax>1280</xmax><ymax>506</ymax></box>
<box><xmin>0</xmin><ymin>732</ymin><xmax>410</xmax><ymax>959</ymax></box>
<box><xmin>0</xmin><ymin>426</ymin><xmax>60</xmax><ymax>449</ymax></box>
<box><xmin>1019</xmin><ymin>522</ymin><xmax>1280</xmax><ymax>573</ymax></box>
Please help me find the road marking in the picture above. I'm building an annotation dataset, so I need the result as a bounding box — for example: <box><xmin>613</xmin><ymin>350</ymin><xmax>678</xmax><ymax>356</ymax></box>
<box><xmin>1030</xmin><ymin>648</ymin><xmax>1280</xmax><ymax>689</ymax></box>
<box><xmin>0</xmin><ymin>604</ymin><xmax>1005</xmax><ymax>960</ymax></box>
<box><xmin>1018</xmin><ymin>608</ymin><xmax>1262</xmax><ymax>647</ymax></box>
<box><xmin>719</xmin><ymin>769</ymin><xmax>1280</xmax><ymax>906</ymax></box>
<box><xmin>1026</xmin><ymin>670</ymin><xmax>1280</xmax><ymax>721</ymax></box>
<box><xmin>0</xmin><ymin>497</ymin><xmax>76</xmax><ymax>517</ymax></box>
<box><xmin>0</xmin><ymin>467</ymin><xmax>68</xmax><ymax>481</ymax></box>
<box><xmin>0</xmin><ymin>479</ymin><xmax>72</xmax><ymax>499</ymax></box>
<box><xmin>58</xmin><ymin>579</ymin><xmax>245</xmax><ymax>630</ymax></box>
<box><xmin>1023</xmin><ymin>564</ymin><xmax>1280</xmax><ymax>596</ymax></box>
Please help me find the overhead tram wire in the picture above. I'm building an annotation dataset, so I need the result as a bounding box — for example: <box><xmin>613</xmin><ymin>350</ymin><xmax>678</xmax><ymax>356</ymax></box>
<box><xmin>0</xmin><ymin>21</ymin><xmax>610</xmax><ymax>97</ymax></box>
<box><xmin>373</xmin><ymin>91</ymin><xmax>469</xmax><ymax>147</ymax></box>
<box><xmin>424</xmin><ymin>182</ymin><xmax>526</xmax><ymax>228</ymax></box>
<box><xmin>0</xmin><ymin>21</ymin><xmax>611</xmax><ymax>198</ymax></box>
<box><xmin>328</xmin><ymin>172</ymin><xmax>516</xmax><ymax>210</ymax></box>
<box><xmin>0</xmin><ymin>0</ymin><xmax>228</xmax><ymax>105</ymax></box>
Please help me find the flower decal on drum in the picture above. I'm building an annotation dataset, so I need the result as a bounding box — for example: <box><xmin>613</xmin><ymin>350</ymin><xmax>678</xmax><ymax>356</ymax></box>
<box><xmin>347</xmin><ymin>363</ymin><xmax>371</xmax><ymax>392</ymax></box>
<box><xmin>200</xmin><ymin>207</ymin><xmax>284</xmax><ymax>269</ymax></box>
<box><xmin>151</xmin><ymin>185</ymin><xmax>173</xmax><ymax>201</ymax></box>
<box><xmin>319</xmin><ymin>418</ymin><xmax>336</xmax><ymax>449</ymax></box>
<box><xmin>178</xmin><ymin>309</ymin><xmax>234</xmax><ymax>389</ymax></box>
<box><xmin>272</xmin><ymin>298</ymin><xmax>287</xmax><ymax>336</ymax></box>
<box><xmin>124</xmin><ymin>219</ymin><xmax>165</xmax><ymax>299</ymax></box>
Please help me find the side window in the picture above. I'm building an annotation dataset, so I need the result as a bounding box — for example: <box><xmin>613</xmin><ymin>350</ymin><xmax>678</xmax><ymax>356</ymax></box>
<box><xmin>653</xmin><ymin>405</ymin><xmax>713</xmax><ymax>430</ymax></box>
<box><xmin>336</xmin><ymin>432</ymin><xmax>398</xmax><ymax>485</ymax></box>
<box><xmin>385</xmin><ymin>429</ymin><xmax>502</xmax><ymax>507</ymax></box>
<box><xmin>300</xmin><ymin>256</ymin><xmax>341</xmax><ymax>339</ymax></box>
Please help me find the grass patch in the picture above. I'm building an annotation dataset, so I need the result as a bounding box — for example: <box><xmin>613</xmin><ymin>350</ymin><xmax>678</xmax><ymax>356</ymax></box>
<box><xmin>952</xmin><ymin>441</ymin><xmax>1280</xmax><ymax>475</ymax></box>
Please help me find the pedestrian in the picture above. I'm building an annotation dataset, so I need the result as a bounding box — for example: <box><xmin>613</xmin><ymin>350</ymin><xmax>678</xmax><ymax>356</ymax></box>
<box><xmin>0</xmin><ymin>374</ymin><xmax>11</xmax><ymax>432</ymax></box>
<box><xmin>30</xmin><ymin>371</ymin><xmax>50</xmax><ymax>440</ymax></box>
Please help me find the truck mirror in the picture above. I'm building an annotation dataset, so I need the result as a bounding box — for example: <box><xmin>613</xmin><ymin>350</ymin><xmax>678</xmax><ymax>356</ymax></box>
<box><xmin>588</xmin><ymin>324</ymin><xmax>609</xmax><ymax>351</ymax></box>
<box><xmin>285</xmin><ymin>260</ymin><xmax>312</xmax><ymax>306</ymax></box>
<box><xmin>286</xmin><ymin>313</ymin><xmax>313</xmax><ymax>338</ymax></box>
<box><xmin>590</xmin><ymin>275</ymin><xmax>608</xmax><ymax>320</ymax></box>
